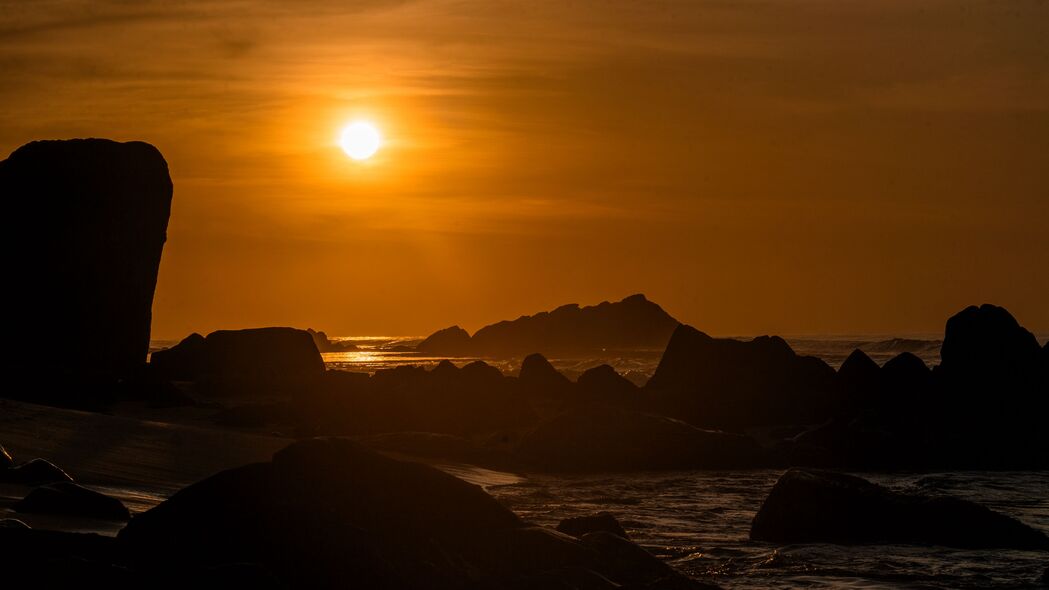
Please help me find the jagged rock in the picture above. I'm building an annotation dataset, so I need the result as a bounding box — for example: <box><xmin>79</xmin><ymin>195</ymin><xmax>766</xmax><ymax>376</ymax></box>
<box><xmin>751</xmin><ymin>469</ymin><xmax>1049</xmax><ymax>550</ymax></box>
<box><xmin>306</xmin><ymin>328</ymin><xmax>358</xmax><ymax>352</ymax></box>
<box><xmin>580</xmin><ymin>532</ymin><xmax>717</xmax><ymax>589</ymax></box>
<box><xmin>2</xmin><ymin>139</ymin><xmax>172</xmax><ymax>388</ymax></box>
<box><xmin>150</xmin><ymin>328</ymin><xmax>324</xmax><ymax>395</ymax></box>
<box><xmin>118</xmin><ymin>438</ymin><xmax>702</xmax><ymax>589</ymax></box>
<box><xmin>517</xmin><ymin>405</ymin><xmax>762</xmax><ymax>472</ymax></box>
<box><xmin>557</xmin><ymin>513</ymin><xmax>628</xmax><ymax>539</ymax></box>
<box><xmin>0</xmin><ymin>458</ymin><xmax>74</xmax><ymax>485</ymax></box>
<box><xmin>836</xmin><ymin>349</ymin><xmax>882</xmax><ymax>410</ymax></box>
<box><xmin>417</xmin><ymin>295</ymin><xmax>680</xmax><ymax>357</ymax></box>
<box><xmin>15</xmin><ymin>482</ymin><xmax>130</xmax><ymax>521</ymax></box>
<box><xmin>416</xmin><ymin>325</ymin><xmax>472</xmax><ymax>355</ymax></box>
<box><xmin>646</xmin><ymin>325</ymin><xmax>836</xmax><ymax>429</ymax></box>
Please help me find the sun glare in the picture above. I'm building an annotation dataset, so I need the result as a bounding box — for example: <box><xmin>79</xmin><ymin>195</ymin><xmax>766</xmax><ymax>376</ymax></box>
<box><xmin>340</xmin><ymin>121</ymin><xmax>382</xmax><ymax>161</ymax></box>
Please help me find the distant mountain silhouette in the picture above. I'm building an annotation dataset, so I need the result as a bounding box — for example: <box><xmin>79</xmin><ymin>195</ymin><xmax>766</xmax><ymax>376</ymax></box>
<box><xmin>416</xmin><ymin>294</ymin><xmax>680</xmax><ymax>356</ymax></box>
<box><xmin>1</xmin><ymin>139</ymin><xmax>171</xmax><ymax>404</ymax></box>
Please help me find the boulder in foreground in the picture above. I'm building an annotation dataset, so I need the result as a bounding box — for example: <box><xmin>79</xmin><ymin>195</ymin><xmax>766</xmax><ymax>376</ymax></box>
<box><xmin>751</xmin><ymin>469</ymin><xmax>1049</xmax><ymax>550</ymax></box>
<box><xmin>557</xmin><ymin>513</ymin><xmax>628</xmax><ymax>539</ymax></box>
<box><xmin>1</xmin><ymin>139</ymin><xmax>172</xmax><ymax>387</ymax></box>
<box><xmin>119</xmin><ymin>437</ymin><xmax>716</xmax><ymax>589</ymax></box>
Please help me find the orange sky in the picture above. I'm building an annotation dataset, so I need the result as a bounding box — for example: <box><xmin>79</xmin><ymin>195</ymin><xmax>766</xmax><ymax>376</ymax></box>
<box><xmin>2</xmin><ymin>0</ymin><xmax>1047</xmax><ymax>338</ymax></box>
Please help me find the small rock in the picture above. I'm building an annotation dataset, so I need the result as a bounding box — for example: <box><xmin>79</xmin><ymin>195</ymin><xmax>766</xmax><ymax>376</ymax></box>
<box><xmin>15</xmin><ymin>482</ymin><xmax>130</xmax><ymax>521</ymax></box>
<box><xmin>0</xmin><ymin>458</ymin><xmax>73</xmax><ymax>485</ymax></box>
<box><xmin>557</xmin><ymin>513</ymin><xmax>628</xmax><ymax>539</ymax></box>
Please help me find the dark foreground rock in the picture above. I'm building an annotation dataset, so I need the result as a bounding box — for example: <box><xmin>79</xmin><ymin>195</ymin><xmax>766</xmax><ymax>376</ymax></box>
<box><xmin>0</xmin><ymin>444</ymin><xmax>13</xmax><ymax>469</ymax></box>
<box><xmin>557</xmin><ymin>513</ymin><xmax>628</xmax><ymax>539</ymax></box>
<box><xmin>15</xmin><ymin>482</ymin><xmax>130</xmax><ymax>521</ymax></box>
<box><xmin>119</xmin><ymin>438</ymin><xmax>717</xmax><ymax>589</ymax></box>
<box><xmin>0</xmin><ymin>458</ymin><xmax>74</xmax><ymax>485</ymax></box>
<box><xmin>518</xmin><ymin>405</ymin><xmax>762</xmax><ymax>472</ymax></box>
<box><xmin>751</xmin><ymin>469</ymin><xmax>1049</xmax><ymax>550</ymax></box>
<box><xmin>150</xmin><ymin>327</ymin><xmax>325</xmax><ymax>395</ymax></box>
<box><xmin>2</xmin><ymin>139</ymin><xmax>172</xmax><ymax>393</ymax></box>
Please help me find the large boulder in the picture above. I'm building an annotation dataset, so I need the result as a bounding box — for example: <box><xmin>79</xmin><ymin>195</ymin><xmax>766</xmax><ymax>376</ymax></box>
<box><xmin>576</xmin><ymin>365</ymin><xmax>638</xmax><ymax>402</ymax></box>
<box><xmin>646</xmin><ymin>325</ymin><xmax>836</xmax><ymax>429</ymax></box>
<box><xmin>1</xmin><ymin>139</ymin><xmax>172</xmax><ymax>389</ymax></box>
<box><xmin>15</xmin><ymin>482</ymin><xmax>130</xmax><ymax>521</ymax></box>
<box><xmin>118</xmin><ymin>438</ymin><xmax>710</xmax><ymax>589</ymax></box>
<box><xmin>835</xmin><ymin>349</ymin><xmax>882</xmax><ymax>411</ymax></box>
<box><xmin>150</xmin><ymin>327</ymin><xmax>324</xmax><ymax>395</ymax></box>
<box><xmin>518</xmin><ymin>353</ymin><xmax>573</xmax><ymax>396</ymax></box>
<box><xmin>517</xmin><ymin>405</ymin><xmax>762</xmax><ymax>471</ymax></box>
<box><xmin>751</xmin><ymin>469</ymin><xmax>1049</xmax><ymax>550</ymax></box>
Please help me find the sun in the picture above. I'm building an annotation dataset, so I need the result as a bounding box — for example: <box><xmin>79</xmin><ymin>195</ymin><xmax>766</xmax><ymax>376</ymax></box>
<box><xmin>339</xmin><ymin>120</ymin><xmax>382</xmax><ymax>161</ymax></box>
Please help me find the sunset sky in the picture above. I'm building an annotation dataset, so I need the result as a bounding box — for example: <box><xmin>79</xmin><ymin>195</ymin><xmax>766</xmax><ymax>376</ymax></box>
<box><xmin>2</xmin><ymin>0</ymin><xmax>1047</xmax><ymax>338</ymax></box>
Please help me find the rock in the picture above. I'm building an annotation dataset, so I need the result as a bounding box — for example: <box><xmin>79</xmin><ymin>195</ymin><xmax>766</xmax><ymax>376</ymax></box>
<box><xmin>580</xmin><ymin>532</ymin><xmax>718</xmax><ymax>589</ymax></box>
<box><xmin>418</xmin><ymin>294</ymin><xmax>680</xmax><ymax>357</ymax></box>
<box><xmin>517</xmin><ymin>405</ymin><xmax>762</xmax><ymax>472</ymax></box>
<box><xmin>151</xmin><ymin>327</ymin><xmax>325</xmax><ymax>395</ymax></box>
<box><xmin>2</xmin><ymin>139</ymin><xmax>172</xmax><ymax>388</ymax></box>
<box><xmin>751</xmin><ymin>469</ymin><xmax>1049</xmax><ymax>550</ymax></box>
<box><xmin>15</xmin><ymin>482</ymin><xmax>130</xmax><ymax>521</ymax></box>
<box><xmin>306</xmin><ymin>328</ymin><xmax>358</xmax><ymax>352</ymax></box>
<box><xmin>519</xmin><ymin>353</ymin><xmax>573</xmax><ymax>396</ymax></box>
<box><xmin>835</xmin><ymin>349</ymin><xmax>882</xmax><ymax>410</ymax></box>
<box><xmin>577</xmin><ymin>365</ymin><xmax>638</xmax><ymax>401</ymax></box>
<box><xmin>646</xmin><ymin>325</ymin><xmax>836</xmax><ymax>429</ymax></box>
<box><xmin>1</xmin><ymin>444</ymin><xmax>13</xmax><ymax>469</ymax></box>
<box><xmin>0</xmin><ymin>519</ymin><xmax>30</xmax><ymax>529</ymax></box>
<box><xmin>415</xmin><ymin>325</ymin><xmax>473</xmax><ymax>355</ymax></box>
<box><xmin>940</xmin><ymin>304</ymin><xmax>1042</xmax><ymax>381</ymax></box>
<box><xmin>557</xmin><ymin>513</ymin><xmax>628</xmax><ymax>539</ymax></box>
<box><xmin>0</xmin><ymin>527</ymin><xmax>127</xmax><ymax>585</ymax></box>
<box><xmin>0</xmin><ymin>458</ymin><xmax>74</xmax><ymax>485</ymax></box>
<box><xmin>119</xmin><ymin>438</ymin><xmax>697</xmax><ymax>589</ymax></box>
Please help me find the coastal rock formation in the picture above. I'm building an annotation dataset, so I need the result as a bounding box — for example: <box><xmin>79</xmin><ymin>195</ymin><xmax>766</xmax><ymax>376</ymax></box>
<box><xmin>416</xmin><ymin>325</ymin><xmax>473</xmax><ymax>355</ymax></box>
<box><xmin>15</xmin><ymin>482</ymin><xmax>130</xmax><ymax>521</ymax></box>
<box><xmin>0</xmin><ymin>458</ymin><xmax>74</xmax><ymax>486</ymax></box>
<box><xmin>518</xmin><ymin>353</ymin><xmax>573</xmax><ymax>396</ymax></box>
<box><xmin>576</xmin><ymin>365</ymin><xmax>639</xmax><ymax>402</ymax></box>
<box><xmin>119</xmin><ymin>438</ymin><xmax>713</xmax><ymax>589</ymax></box>
<box><xmin>150</xmin><ymin>328</ymin><xmax>324</xmax><ymax>395</ymax></box>
<box><xmin>517</xmin><ymin>405</ymin><xmax>762</xmax><ymax>471</ymax></box>
<box><xmin>646</xmin><ymin>325</ymin><xmax>836</xmax><ymax>429</ymax></box>
<box><xmin>1</xmin><ymin>139</ymin><xmax>172</xmax><ymax>388</ymax></box>
<box><xmin>557</xmin><ymin>513</ymin><xmax>628</xmax><ymax>539</ymax></box>
<box><xmin>417</xmin><ymin>294</ymin><xmax>680</xmax><ymax>356</ymax></box>
<box><xmin>306</xmin><ymin>328</ymin><xmax>359</xmax><ymax>352</ymax></box>
<box><xmin>751</xmin><ymin>469</ymin><xmax>1049</xmax><ymax>550</ymax></box>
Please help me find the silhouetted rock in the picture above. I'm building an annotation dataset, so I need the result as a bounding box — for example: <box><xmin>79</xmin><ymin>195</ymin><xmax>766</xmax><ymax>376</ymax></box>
<box><xmin>151</xmin><ymin>327</ymin><xmax>324</xmax><ymax>395</ymax></box>
<box><xmin>119</xmin><ymin>438</ymin><xmax>706</xmax><ymax>589</ymax></box>
<box><xmin>518</xmin><ymin>353</ymin><xmax>573</xmax><ymax>397</ymax></box>
<box><xmin>518</xmin><ymin>405</ymin><xmax>762</xmax><ymax>472</ymax></box>
<box><xmin>557</xmin><ymin>513</ymin><xmax>628</xmax><ymax>539</ymax></box>
<box><xmin>2</xmin><ymin>139</ymin><xmax>172</xmax><ymax>391</ymax></box>
<box><xmin>751</xmin><ymin>469</ymin><xmax>1049</xmax><ymax>550</ymax></box>
<box><xmin>0</xmin><ymin>519</ymin><xmax>30</xmax><ymax>529</ymax></box>
<box><xmin>306</xmin><ymin>328</ymin><xmax>358</xmax><ymax>352</ymax></box>
<box><xmin>416</xmin><ymin>325</ymin><xmax>473</xmax><ymax>355</ymax></box>
<box><xmin>417</xmin><ymin>294</ymin><xmax>680</xmax><ymax>357</ymax></box>
<box><xmin>0</xmin><ymin>445</ymin><xmax>12</xmax><ymax>469</ymax></box>
<box><xmin>881</xmin><ymin>352</ymin><xmax>932</xmax><ymax>405</ymax></box>
<box><xmin>577</xmin><ymin>365</ymin><xmax>639</xmax><ymax>401</ymax></box>
<box><xmin>789</xmin><ymin>418</ymin><xmax>914</xmax><ymax>469</ymax></box>
<box><xmin>836</xmin><ymin>349</ymin><xmax>882</xmax><ymax>410</ymax></box>
<box><xmin>15</xmin><ymin>482</ymin><xmax>130</xmax><ymax>521</ymax></box>
<box><xmin>0</xmin><ymin>458</ymin><xmax>73</xmax><ymax>485</ymax></box>
<box><xmin>646</xmin><ymin>325</ymin><xmax>836</xmax><ymax>429</ymax></box>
